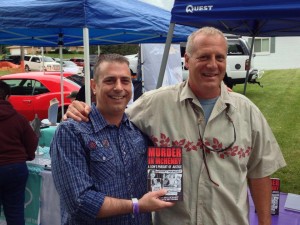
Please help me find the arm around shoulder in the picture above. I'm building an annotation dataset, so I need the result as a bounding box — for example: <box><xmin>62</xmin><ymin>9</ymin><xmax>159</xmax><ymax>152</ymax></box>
<box><xmin>63</xmin><ymin>100</ymin><xmax>91</xmax><ymax>122</ymax></box>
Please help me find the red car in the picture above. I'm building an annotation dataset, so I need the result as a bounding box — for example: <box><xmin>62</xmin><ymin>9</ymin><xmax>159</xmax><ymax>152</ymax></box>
<box><xmin>0</xmin><ymin>72</ymin><xmax>81</xmax><ymax>121</ymax></box>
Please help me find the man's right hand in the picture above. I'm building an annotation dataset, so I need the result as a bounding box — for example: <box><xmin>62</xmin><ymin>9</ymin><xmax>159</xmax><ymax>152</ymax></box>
<box><xmin>63</xmin><ymin>100</ymin><xmax>91</xmax><ymax>122</ymax></box>
<box><xmin>138</xmin><ymin>189</ymin><xmax>175</xmax><ymax>213</ymax></box>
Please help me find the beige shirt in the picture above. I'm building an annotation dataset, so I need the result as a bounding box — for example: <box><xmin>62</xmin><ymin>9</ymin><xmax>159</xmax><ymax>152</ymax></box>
<box><xmin>126</xmin><ymin>81</ymin><xmax>286</xmax><ymax>225</ymax></box>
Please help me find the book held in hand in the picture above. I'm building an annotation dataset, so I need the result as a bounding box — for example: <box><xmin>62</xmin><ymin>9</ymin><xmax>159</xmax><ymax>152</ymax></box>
<box><xmin>147</xmin><ymin>146</ymin><xmax>183</xmax><ymax>201</ymax></box>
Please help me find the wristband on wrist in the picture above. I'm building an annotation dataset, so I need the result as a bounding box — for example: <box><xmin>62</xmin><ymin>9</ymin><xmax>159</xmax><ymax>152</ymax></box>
<box><xmin>131</xmin><ymin>198</ymin><xmax>139</xmax><ymax>216</ymax></box>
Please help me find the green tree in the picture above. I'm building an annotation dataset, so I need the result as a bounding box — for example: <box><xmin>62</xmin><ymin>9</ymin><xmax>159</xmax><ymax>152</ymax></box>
<box><xmin>90</xmin><ymin>44</ymin><xmax>139</xmax><ymax>55</ymax></box>
<box><xmin>0</xmin><ymin>45</ymin><xmax>8</xmax><ymax>55</ymax></box>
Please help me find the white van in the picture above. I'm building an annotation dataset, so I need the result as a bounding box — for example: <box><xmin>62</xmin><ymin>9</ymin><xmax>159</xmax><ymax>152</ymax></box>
<box><xmin>24</xmin><ymin>55</ymin><xmax>60</xmax><ymax>72</ymax></box>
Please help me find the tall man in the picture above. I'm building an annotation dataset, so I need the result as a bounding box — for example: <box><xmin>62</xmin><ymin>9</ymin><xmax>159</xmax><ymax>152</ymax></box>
<box><xmin>50</xmin><ymin>54</ymin><xmax>173</xmax><ymax>225</ymax></box>
<box><xmin>65</xmin><ymin>27</ymin><xmax>286</xmax><ymax>225</ymax></box>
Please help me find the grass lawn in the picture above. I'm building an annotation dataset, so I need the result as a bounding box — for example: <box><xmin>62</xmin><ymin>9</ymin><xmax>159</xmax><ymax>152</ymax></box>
<box><xmin>234</xmin><ymin>69</ymin><xmax>300</xmax><ymax>194</ymax></box>
<box><xmin>0</xmin><ymin>70</ymin><xmax>14</xmax><ymax>76</ymax></box>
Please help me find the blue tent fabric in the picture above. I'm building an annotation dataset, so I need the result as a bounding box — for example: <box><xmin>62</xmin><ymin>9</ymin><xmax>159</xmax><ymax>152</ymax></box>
<box><xmin>170</xmin><ymin>0</ymin><xmax>300</xmax><ymax>37</ymax></box>
<box><xmin>0</xmin><ymin>0</ymin><xmax>195</xmax><ymax>46</ymax></box>
<box><xmin>157</xmin><ymin>0</ymin><xmax>300</xmax><ymax>90</ymax></box>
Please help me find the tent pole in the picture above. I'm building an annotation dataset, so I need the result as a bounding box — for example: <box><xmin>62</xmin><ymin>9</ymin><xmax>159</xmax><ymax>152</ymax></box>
<box><xmin>20</xmin><ymin>46</ymin><xmax>25</xmax><ymax>72</ymax></box>
<box><xmin>156</xmin><ymin>22</ymin><xmax>175</xmax><ymax>89</ymax></box>
<box><xmin>58</xmin><ymin>33</ymin><xmax>64</xmax><ymax>117</ymax></box>
<box><xmin>243</xmin><ymin>35</ymin><xmax>255</xmax><ymax>95</ymax></box>
<box><xmin>59</xmin><ymin>45</ymin><xmax>64</xmax><ymax>117</ymax></box>
<box><xmin>41</xmin><ymin>47</ymin><xmax>45</xmax><ymax>75</ymax></box>
<box><xmin>83</xmin><ymin>27</ymin><xmax>91</xmax><ymax>106</ymax></box>
<box><xmin>138</xmin><ymin>44</ymin><xmax>144</xmax><ymax>94</ymax></box>
<box><xmin>98</xmin><ymin>45</ymin><xmax>101</xmax><ymax>55</ymax></box>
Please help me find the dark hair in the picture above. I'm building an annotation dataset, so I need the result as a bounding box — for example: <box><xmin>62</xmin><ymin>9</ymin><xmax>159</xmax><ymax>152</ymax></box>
<box><xmin>0</xmin><ymin>80</ymin><xmax>11</xmax><ymax>100</ymax></box>
<box><xmin>93</xmin><ymin>53</ymin><xmax>129</xmax><ymax>83</ymax></box>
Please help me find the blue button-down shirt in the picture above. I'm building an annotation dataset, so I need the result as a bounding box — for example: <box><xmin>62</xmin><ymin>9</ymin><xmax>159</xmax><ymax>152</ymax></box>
<box><xmin>50</xmin><ymin>104</ymin><xmax>151</xmax><ymax>225</ymax></box>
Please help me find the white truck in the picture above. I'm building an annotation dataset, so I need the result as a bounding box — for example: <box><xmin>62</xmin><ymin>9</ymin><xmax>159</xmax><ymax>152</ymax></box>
<box><xmin>24</xmin><ymin>55</ymin><xmax>61</xmax><ymax>72</ymax></box>
<box><xmin>126</xmin><ymin>37</ymin><xmax>263</xmax><ymax>89</ymax></box>
<box><xmin>181</xmin><ymin>37</ymin><xmax>263</xmax><ymax>88</ymax></box>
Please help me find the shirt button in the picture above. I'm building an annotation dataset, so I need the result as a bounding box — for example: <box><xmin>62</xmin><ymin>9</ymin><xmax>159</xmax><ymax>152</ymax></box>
<box><xmin>128</xmin><ymin>173</ymin><xmax>130</xmax><ymax>177</ymax></box>
<box><xmin>123</xmin><ymin>152</ymin><xmax>126</xmax><ymax>155</ymax></box>
<box><xmin>102</xmin><ymin>156</ymin><xmax>106</xmax><ymax>160</ymax></box>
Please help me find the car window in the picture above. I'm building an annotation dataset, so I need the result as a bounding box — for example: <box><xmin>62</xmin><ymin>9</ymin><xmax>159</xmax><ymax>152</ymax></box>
<box><xmin>3</xmin><ymin>79</ymin><xmax>22</xmax><ymax>88</ymax></box>
<box><xmin>66</xmin><ymin>75</ymin><xmax>84</xmax><ymax>86</ymax></box>
<box><xmin>43</xmin><ymin>56</ymin><xmax>55</xmax><ymax>62</ymax></box>
<box><xmin>63</xmin><ymin>61</ymin><xmax>76</xmax><ymax>66</ymax></box>
<box><xmin>4</xmin><ymin>79</ymin><xmax>33</xmax><ymax>95</ymax></box>
<box><xmin>228</xmin><ymin>44</ymin><xmax>244</xmax><ymax>55</ymax></box>
<box><xmin>31</xmin><ymin>57</ymin><xmax>40</xmax><ymax>63</ymax></box>
<box><xmin>33</xmin><ymin>81</ymin><xmax>49</xmax><ymax>95</ymax></box>
<box><xmin>227</xmin><ymin>39</ymin><xmax>248</xmax><ymax>55</ymax></box>
<box><xmin>3</xmin><ymin>79</ymin><xmax>49</xmax><ymax>96</ymax></box>
<box><xmin>8</xmin><ymin>56</ymin><xmax>21</xmax><ymax>65</ymax></box>
<box><xmin>24</xmin><ymin>56</ymin><xmax>30</xmax><ymax>61</ymax></box>
<box><xmin>65</xmin><ymin>76</ymin><xmax>83</xmax><ymax>87</ymax></box>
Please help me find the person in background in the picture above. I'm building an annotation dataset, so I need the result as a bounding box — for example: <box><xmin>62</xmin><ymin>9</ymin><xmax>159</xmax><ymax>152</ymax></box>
<box><xmin>0</xmin><ymin>80</ymin><xmax>38</xmax><ymax>225</ymax></box>
<box><xmin>75</xmin><ymin>84</ymin><xmax>96</xmax><ymax>103</ymax></box>
<box><xmin>126</xmin><ymin>81</ymin><xmax>134</xmax><ymax>107</ymax></box>
<box><xmin>50</xmin><ymin>54</ymin><xmax>173</xmax><ymax>225</ymax></box>
<box><xmin>66</xmin><ymin>91</ymin><xmax>78</xmax><ymax>103</ymax></box>
<box><xmin>64</xmin><ymin>27</ymin><xmax>286</xmax><ymax>225</ymax></box>
<box><xmin>76</xmin><ymin>62</ymin><xmax>96</xmax><ymax>103</ymax></box>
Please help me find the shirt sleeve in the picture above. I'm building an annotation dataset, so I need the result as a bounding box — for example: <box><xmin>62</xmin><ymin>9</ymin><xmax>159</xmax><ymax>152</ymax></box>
<box><xmin>247</xmin><ymin>107</ymin><xmax>286</xmax><ymax>179</ymax></box>
<box><xmin>126</xmin><ymin>94</ymin><xmax>148</xmax><ymax>131</ymax></box>
<box><xmin>50</xmin><ymin>122</ymin><xmax>105</xmax><ymax>220</ymax></box>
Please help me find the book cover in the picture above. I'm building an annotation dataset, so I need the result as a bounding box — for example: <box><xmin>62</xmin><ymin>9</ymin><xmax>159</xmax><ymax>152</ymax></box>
<box><xmin>284</xmin><ymin>193</ymin><xmax>300</xmax><ymax>212</ymax></box>
<box><xmin>147</xmin><ymin>146</ymin><xmax>183</xmax><ymax>201</ymax></box>
<box><xmin>271</xmin><ymin>178</ymin><xmax>280</xmax><ymax>215</ymax></box>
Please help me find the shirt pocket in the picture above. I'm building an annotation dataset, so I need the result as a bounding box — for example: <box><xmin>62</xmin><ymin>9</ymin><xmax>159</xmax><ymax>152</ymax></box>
<box><xmin>131</xmin><ymin>136</ymin><xmax>148</xmax><ymax>176</ymax></box>
<box><xmin>89</xmin><ymin>148</ymin><xmax>116</xmax><ymax>182</ymax></box>
<box><xmin>132</xmin><ymin>136</ymin><xmax>147</xmax><ymax>158</ymax></box>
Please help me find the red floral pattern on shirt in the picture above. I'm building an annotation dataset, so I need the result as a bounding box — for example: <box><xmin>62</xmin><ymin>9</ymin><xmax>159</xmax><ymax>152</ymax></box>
<box><xmin>151</xmin><ymin>133</ymin><xmax>252</xmax><ymax>159</ymax></box>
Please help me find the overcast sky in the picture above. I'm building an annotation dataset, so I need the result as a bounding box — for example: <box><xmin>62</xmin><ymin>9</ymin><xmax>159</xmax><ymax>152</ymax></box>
<box><xmin>140</xmin><ymin>0</ymin><xmax>175</xmax><ymax>11</ymax></box>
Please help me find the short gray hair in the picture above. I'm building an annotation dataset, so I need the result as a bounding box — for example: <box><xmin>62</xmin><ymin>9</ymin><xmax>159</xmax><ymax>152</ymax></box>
<box><xmin>186</xmin><ymin>27</ymin><xmax>227</xmax><ymax>56</ymax></box>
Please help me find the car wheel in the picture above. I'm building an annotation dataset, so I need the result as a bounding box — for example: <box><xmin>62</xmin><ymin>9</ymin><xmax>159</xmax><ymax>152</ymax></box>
<box><xmin>25</xmin><ymin>65</ymin><xmax>30</xmax><ymax>72</ymax></box>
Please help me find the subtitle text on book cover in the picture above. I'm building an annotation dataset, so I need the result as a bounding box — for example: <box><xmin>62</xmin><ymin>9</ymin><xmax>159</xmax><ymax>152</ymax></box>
<box><xmin>147</xmin><ymin>146</ymin><xmax>183</xmax><ymax>201</ymax></box>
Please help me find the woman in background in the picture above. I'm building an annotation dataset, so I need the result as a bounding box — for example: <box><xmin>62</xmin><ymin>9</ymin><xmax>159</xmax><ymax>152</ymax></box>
<box><xmin>0</xmin><ymin>80</ymin><xmax>38</xmax><ymax>225</ymax></box>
